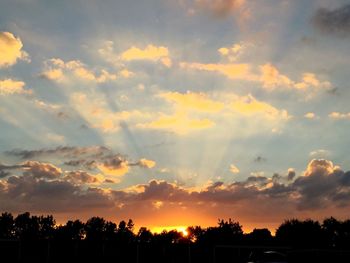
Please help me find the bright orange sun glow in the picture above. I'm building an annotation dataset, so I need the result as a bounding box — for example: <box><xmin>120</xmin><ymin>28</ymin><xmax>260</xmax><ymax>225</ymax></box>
<box><xmin>151</xmin><ymin>226</ymin><xmax>188</xmax><ymax>236</ymax></box>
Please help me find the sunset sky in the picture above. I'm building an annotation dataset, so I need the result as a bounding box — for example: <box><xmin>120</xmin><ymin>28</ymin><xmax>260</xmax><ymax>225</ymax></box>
<box><xmin>1</xmin><ymin>0</ymin><xmax>350</xmax><ymax>233</ymax></box>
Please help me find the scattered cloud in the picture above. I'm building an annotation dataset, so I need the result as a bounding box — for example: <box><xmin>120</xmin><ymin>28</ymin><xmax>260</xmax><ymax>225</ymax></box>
<box><xmin>229</xmin><ymin>164</ymin><xmax>240</xmax><ymax>174</ymax></box>
<box><xmin>40</xmin><ymin>58</ymin><xmax>129</xmax><ymax>83</ymax></box>
<box><xmin>230</xmin><ymin>94</ymin><xmax>290</xmax><ymax>120</ymax></box>
<box><xmin>0</xmin><ymin>79</ymin><xmax>31</xmax><ymax>95</ymax></box>
<box><xmin>312</xmin><ymin>4</ymin><xmax>350</xmax><ymax>37</ymax></box>
<box><xmin>121</xmin><ymin>45</ymin><xmax>172</xmax><ymax>67</ymax></box>
<box><xmin>137</xmin><ymin>111</ymin><xmax>215</xmax><ymax>135</ymax></box>
<box><xmin>159</xmin><ymin>91</ymin><xmax>224</xmax><ymax>112</ymax></box>
<box><xmin>329</xmin><ymin>112</ymin><xmax>350</xmax><ymax>119</ymax></box>
<box><xmin>304</xmin><ymin>112</ymin><xmax>317</xmax><ymax>119</ymax></box>
<box><xmin>0</xmin><ymin>31</ymin><xmax>29</xmax><ymax>67</ymax></box>
<box><xmin>180</xmin><ymin>62</ymin><xmax>254</xmax><ymax>80</ymax></box>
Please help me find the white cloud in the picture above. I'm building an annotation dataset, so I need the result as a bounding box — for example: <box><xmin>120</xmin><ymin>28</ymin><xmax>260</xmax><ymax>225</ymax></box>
<box><xmin>0</xmin><ymin>31</ymin><xmax>29</xmax><ymax>67</ymax></box>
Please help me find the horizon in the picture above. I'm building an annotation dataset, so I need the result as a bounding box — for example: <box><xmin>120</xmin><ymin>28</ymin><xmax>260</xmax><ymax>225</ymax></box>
<box><xmin>1</xmin><ymin>0</ymin><xmax>350</xmax><ymax>233</ymax></box>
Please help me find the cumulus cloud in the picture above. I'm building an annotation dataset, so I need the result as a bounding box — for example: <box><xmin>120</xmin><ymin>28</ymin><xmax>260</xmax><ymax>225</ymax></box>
<box><xmin>40</xmin><ymin>58</ymin><xmax>128</xmax><ymax>83</ymax></box>
<box><xmin>158</xmin><ymin>91</ymin><xmax>224</xmax><ymax>113</ymax></box>
<box><xmin>0</xmin><ymin>79</ymin><xmax>31</xmax><ymax>95</ymax></box>
<box><xmin>136</xmin><ymin>159</ymin><xmax>156</xmax><ymax>169</ymax></box>
<box><xmin>120</xmin><ymin>45</ymin><xmax>172</xmax><ymax>67</ymax></box>
<box><xmin>0</xmin><ymin>31</ymin><xmax>29</xmax><ymax>67</ymax></box>
<box><xmin>1</xmin><ymin>157</ymin><xmax>350</xmax><ymax>221</ymax></box>
<box><xmin>312</xmin><ymin>4</ymin><xmax>350</xmax><ymax>37</ymax></box>
<box><xmin>304</xmin><ymin>112</ymin><xmax>317</xmax><ymax>119</ymax></box>
<box><xmin>64</xmin><ymin>171</ymin><xmax>100</xmax><ymax>184</ymax></box>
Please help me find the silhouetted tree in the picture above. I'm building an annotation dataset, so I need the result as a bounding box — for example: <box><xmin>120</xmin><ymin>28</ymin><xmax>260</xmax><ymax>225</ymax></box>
<box><xmin>85</xmin><ymin>217</ymin><xmax>106</xmax><ymax>240</ymax></box>
<box><xmin>276</xmin><ymin>219</ymin><xmax>325</xmax><ymax>248</ymax></box>
<box><xmin>187</xmin><ymin>226</ymin><xmax>204</xmax><ymax>242</ymax></box>
<box><xmin>245</xmin><ymin>228</ymin><xmax>273</xmax><ymax>245</ymax></box>
<box><xmin>198</xmin><ymin>218</ymin><xmax>243</xmax><ymax>245</ymax></box>
<box><xmin>0</xmin><ymin>212</ymin><xmax>14</xmax><ymax>239</ymax></box>
<box><xmin>116</xmin><ymin>219</ymin><xmax>135</xmax><ymax>244</ymax></box>
<box><xmin>38</xmin><ymin>215</ymin><xmax>55</xmax><ymax>239</ymax></box>
<box><xmin>14</xmin><ymin>212</ymin><xmax>40</xmax><ymax>240</ymax></box>
<box><xmin>137</xmin><ymin>227</ymin><xmax>153</xmax><ymax>243</ymax></box>
<box><xmin>323</xmin><ymin>217</ymin><xmax>341</xmax><ymax>247</ymax></box>
<box><xmin>54</xmin><ymin>219</ymin><xmax>85</xmax><ymax>240</ymax></box>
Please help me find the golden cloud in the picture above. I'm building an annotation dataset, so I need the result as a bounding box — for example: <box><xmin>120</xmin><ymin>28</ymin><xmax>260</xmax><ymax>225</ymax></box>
<box><xmin>180</xmin><ymin>62</ymin><xmax>254</xmax><ymax>80</ymax></box>
<box><xmin>230</xmin><ymin>164</ymin><xmax>240</xmax><ymax>174</ymax></box>
<box><xmin>0</xmin><ymin>31</ymin><xmax>29</xmax><ymax>67</ymax></box>
<box><xmin>230</xmin><ymin>94</ymin><xmax>290</xmax><ymax>120</ymax></box>
<box><xmin>138</xmin><ymin>159</ymin><xmax>156</xmax><ymax>169</ymax></box>
<box><xmin>121</xmin><ymin>45</ymin><xmax>171</xmax><ymax>67</ymax></box>
<box><xmin>137</xmin><ymin>111</ymin><xmax>215</xmax><ymax>135</ymax></box>
<box><xmin>0</xmin><ymin>79</ymin><xmax>31</xmax><ymax>95</ymax></box>
<box><xmin>159</xmin><ymin>92</ymin><xmax>224</xmax><ymax>112</ymax></box>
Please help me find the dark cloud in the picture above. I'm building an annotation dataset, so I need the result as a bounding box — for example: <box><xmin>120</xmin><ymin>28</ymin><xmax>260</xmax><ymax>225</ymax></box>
<box><xmin>312</xmin><ymin>4</ymin><xmax>350</xmax><ymax>37</ymax></box>
<box><xmin>64</xmin><ymin>171</ymin><xmax>99</xmax><ymax>184</ymax></box>
<box><xmin>6</xmin><ymin>146</ymin><xmax>111</xmax><ymax>159</ymax></box>
<box><xmin>22</xmin><ymin>161</ymin><xmax>62</xmax><ymax>179</ymax></box>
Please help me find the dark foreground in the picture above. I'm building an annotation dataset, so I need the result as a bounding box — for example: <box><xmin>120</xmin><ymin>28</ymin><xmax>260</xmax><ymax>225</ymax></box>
<box><xmin>1</xmin><ymin>240</ymin><xmax>350</xmax><ymax>263</ymax></box>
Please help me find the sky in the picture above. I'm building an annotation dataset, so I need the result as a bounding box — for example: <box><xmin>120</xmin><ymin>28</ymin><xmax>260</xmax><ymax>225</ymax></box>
<box><xmin>1</xmin><ymin>0</ymin><xmax>350</xmax><ymax>233</ymax></box>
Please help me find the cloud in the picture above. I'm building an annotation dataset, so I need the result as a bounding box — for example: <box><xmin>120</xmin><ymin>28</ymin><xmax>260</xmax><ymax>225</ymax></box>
<box><xmin>40</xmin><ymin>58</ymin><xmax>126</xmax><ymax>83</ymax></box>
<box><xmin>0</xmin><ymin>79</ymin><xmax>31</xmax><ymax>95</ymax></box>
<box><xmin>159</xmin><ymin>91</ymin><xmax>224</xmax><ymax>112</ymax></box>
<box><xmin>137</xmin><ymin>111</ymin><xmax>215</xmax><ymax>135</ymax></box>
<box><xmin>0</xmin><ymin>32</ymin><xmax>29</xmax><ymax>67</ymax></box>
<box><xmin>329</xmin><ymin>112</ymin><xmax>350</xmax><ymax>119</ymax></box>
<box><xmin>7</xmin><ymin>145</ymin><xmax>111</xmax><ymax>159</ymax></box>
<box><xmin>309</xmin><ymin>149</ymin><xmax>330</xmax><ymax>159</ymax></box>
<box><xmin>218</xmin><ymin>42</ymin><xmax>248</xmax><ymax>61</ymax></box>
<box><xmin>230</xmin><ymin>94</ymin><xmax>290</xmax><ymax>120</ymax></box>
<box><xmin>98</xmin><ymin>155</ymin><xmax>130</xmax><ymax>176</ymax></box>
<box><xmin>229</xmin><ymin>164</ymin><xmax>240</xmax><ymax>174</ymax></box>
<box><xmin>260</xmin><ymin>64</ymin><xmax>331</xmax><ymax>91</ymax></box>
<box><xmin>136</xmin><ymin>159</ymin><xmax>156</xmax><ymax>169</ymax></box>
<box><xmin>120</xmin><ymin>45</ymin><xmax>172</xmax><ymax>67</ymax></box>
<box><xmin>259</xmin><ymin>63</ymin><xmax>294</xmax><ymax>89</ymax></box>
<box><xmin>181</xmin><ymin>61</ymin><xmax>331</xmax><ymax>94</ymax></box>
<box><xmin>180</xmin><ymin>62</ymin><xmax>254</xmax><ymax>80</ymax></box>
<box><xmin>71</xmin><ymin>92</ymin><xmax>150</xmax><ymax>133</ymax></box>
<box><xmin>312</xmin><ymin>4</ymin><xmax>350</xmax><ymax>37</ymax></box>
<box><xmin>304</xmin><ymin>112</ymin><xmax>317</xmax><ymax>119</ymax></box>
<box><xmin>22</xmin><ymin>161</ymin><xmax>62</xmax><ymax>179</ymax></box>
<box><xmin>1</xmin><ymin>157</ymin><xmax>350</xmax><ymax>222</ymax></box>
<box><xmin>64</xmin><ymin>170</ymin><xmax>100</xmax><ymax>184</ymax></box>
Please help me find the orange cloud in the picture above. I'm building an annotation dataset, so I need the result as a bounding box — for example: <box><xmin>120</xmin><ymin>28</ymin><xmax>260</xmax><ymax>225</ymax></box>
<box><xmin>137</xmin><ymin>111</ymin><xmax>215</xmax><ymax>135</ymax></box>
<box><xmin>121</xmin><ymin>45</ymin><xmax>171</xmax><ymax>67</ymax></box>
<box><xmin>159</xmin><ymin>91</ymin><xmax>224</xmax><ymax>112</ymax></box>
<box><xmin>180</xmin><ymin>62</ymin><xmax>254</xmax><ymax>80</ymax></box>
<box><xmin>230</xmin><ymin>94</ymin><xmax>290</xmax><ymax>120</ymax></box>
<box><xmin>0</xmin><ymin>31</ymin><xmax>29</xmax><ymax>67</ymax></box>
<box><xmin>0</xmin><ymin>79</ymin><xmax>31</xmax><ymax>95</ymax></box>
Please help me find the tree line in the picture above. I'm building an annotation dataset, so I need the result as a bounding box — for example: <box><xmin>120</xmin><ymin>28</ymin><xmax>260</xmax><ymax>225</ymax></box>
<box><xmin>1</xmin><ymin>212</ymin><xmax>350</xmax><ymax>249</ymax></box>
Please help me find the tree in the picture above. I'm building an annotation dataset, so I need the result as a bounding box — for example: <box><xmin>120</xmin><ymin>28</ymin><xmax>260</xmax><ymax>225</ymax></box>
<box><xmin>38</xmin><ymin>215</ymin><xmax>55</xmax><ymax>239</ymax></box>
<box><xmin>137</xmin><ymin>227</ymin><xmax>153</xmax><ymax>243</ymax></box>
<box><xmin>276</xmin><ymin>219</ymin><xmax>325</xmax><ymax>248</ymax></box>
<box><xmin>85</xmin><ymin>217</ymin><xmax>106</xmax><ymax>240</ymax></box>
<box><xmin>246</xmin><ymin>228</ymin><xmax>273</xmax><ymax>245</ymax></box>
<box><xmin>0</xmin><ymin>212</ymin><xmax>14</xmax><ymax>239</ymax></box>
<box><xmin>55</xmin><ymin>220</ymin><xmax>85</xmax><ymax>240</ymax></box>
<box><xmin>14</xmin><ymin>212</ymin><xmax>40</xmax><ymax>240</ymax></box>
